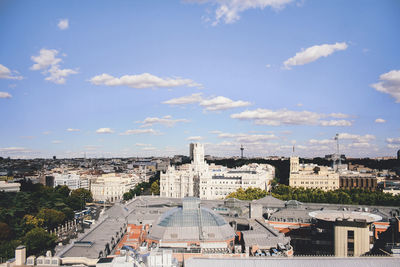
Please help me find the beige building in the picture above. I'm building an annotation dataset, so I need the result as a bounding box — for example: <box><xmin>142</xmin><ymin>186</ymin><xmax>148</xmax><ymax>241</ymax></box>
<box><xmin>91</xmin><ymin>173</ymin><xmax>137</xmax><ymax>202</ymax></box>
<box><xmin>289</xmin><ymin>157</ymin><xmax>339</xmax><ymax>191</ymax></box>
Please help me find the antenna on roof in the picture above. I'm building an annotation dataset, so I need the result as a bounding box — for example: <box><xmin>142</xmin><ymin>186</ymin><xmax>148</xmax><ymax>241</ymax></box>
<box><xmin>334</xmin><ymin>133</ymin><xmax>341</xmax><ymax>172</ymax></box>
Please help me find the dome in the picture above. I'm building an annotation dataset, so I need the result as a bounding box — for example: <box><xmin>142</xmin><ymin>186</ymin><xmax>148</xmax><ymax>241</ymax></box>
<box><xmin>147</xmin><ymin>197</ymin><xmax>235</xmax><ymax>242</ymax></box>
<box><xmin>158</xmin><ymin>206</ymin><xmax>227</xmax><ymax>227</ymax></box>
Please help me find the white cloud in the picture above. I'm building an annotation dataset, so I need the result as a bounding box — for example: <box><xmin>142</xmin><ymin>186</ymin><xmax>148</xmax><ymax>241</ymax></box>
<box><xmin>187</xmin><ymin>0</ymin><xmax>293</xmax><ymax>25</ymax></box>
<box><xmin>45</xmin><ymin>65</ymin><xmax>78</xmax><ymax>84</ymax></box>
<box><xmin>0</xmin><ymin>92</ymin><xmax>12</xmax><ymax>98</ymax></box>
<box><xmin>141</xmin><ymin>146</ymin><xmax>156</xmax><ymax>151</ymax></box>
<box><xmin>51</xmin><ymin>140</ymin><xmax>62</xmax><ymax>144</ymax></box>
<box><xmin>137</xmin><ymin>115</ymin><xmax>189</xmax><ymax>127</ymax></box>
<box><xmin>375</xmin><ymin>118</ymin><xmax>386</xmax><ymax>123</ymax></box>
<box><xmin>163</xmin><ymin>93</ymin><xmax>251</xmax><ymax>111</ymax></box>
<box><xmin>30</xmin><ymin>49</ymin><xmax>77</xmax><ymax>84</ymax></box>
<box><xmin>58</xmin><ymin>19</ymin><xmax>69</xmax><ymax>30</ymax></box>
<box><xmin>96</xmin><ymin>128</ymin><xmax>114</xmax><ymax>134</ymax></box>
<box><xmin>42</xmin><ymin>131</ymin><xmax>51</xmax><ymax>135</ymax></box>
<box><xmin>89</xmin><ymin>73</ymin><xmax>201</xmax><ymax>89</ymax></box>
<box><xmin>0</xmin><ymin>147</ymin><xmax>32</xmax><ymax>154</ymax></box>
<box><xmin>200</xmin><ymin>96</ymin><xmax>251</xmax><ymax>111</ymax></box>
<box><xmin>231</xmin><ymin>108</ymin><xmax>352</xmax><ymax>126</ymax></box>
<box><xmin>339</xmin><ymin>133</ymin><xmax>375</xmax><ymax>143</ymax></box>
<box><xmin>386</xmin><ymin>137</ymin><xmax>400</xmax><ymax>145</ymax></box>
<box><xmin>187</xmin><ymin>136</ymin><xmax>203</xmax><ymax>141</ymax></box>
<box><xmin>66</xmin><ymin>128</ymin><xmax>80</xmax><ymax>132</ymax></box>
<box><xmin>283</xmin><ymin>42</ymin><xmax>348</xmax><ymax>69</ymax></box>
<box><xmin>212</xmin><ymin>131</ymin><xmax>277</xmax><ymax>144</ymax></box>
<box><xmin>135</xmin><ymin>143</ymin><xmax>153</xmax><ymax>147</ymax></box>
<box><xmin>348</xmin><ymin>142</ymin><xmax>371</xmax><ymax>148</ymax></box>
<box><xmin>265</xmin><ymin>64</ymin><xmax>271</xmax><ymax>68</ymax></box>
<box><xmin>31</xmin><ymin>49</ymin><xmax>62</xmax><ymax>70</ymax></box>
<box><xmin>329</xmin><ymin>113</ymin><xmax>349</xmax><ymax>119</ymax></box>
<box><xmin>319</xmin><ymin>120</ymin><xmax>352</xmax><ymax>126</ymax></box>
<box><xmin>120</xmin><ymin>128</ymin><xmax>160</xmax><ymax>135</ymax></box>
<box><xmin>371</xmin><ymin>70</ymin><xmax>400</xmax><ymax>103</ymax></box>
<box><xmin>163</xmin><ymin>93</ymin><xmax>204</xmax><ymax>105</ymax></box>
<box><xmin>84</xmin><ymin>145</ymin><xmax>101</xmax><ymax>151</ymax></box>
<box><xmin>0</xmin><ymin>64</ymin><xmax>23</xmax><ymax>80</ymax></box>
<box><xmin>309</xmin><ymin>139</ymin><xmax>334</xmax><ymax>145</ymax></box>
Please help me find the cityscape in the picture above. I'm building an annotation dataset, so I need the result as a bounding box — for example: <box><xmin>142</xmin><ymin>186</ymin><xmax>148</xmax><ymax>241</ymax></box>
<box><xmin>1</xmin><ymin>0</ymin><xmax>400</xmax><ymax>267</ymax></box>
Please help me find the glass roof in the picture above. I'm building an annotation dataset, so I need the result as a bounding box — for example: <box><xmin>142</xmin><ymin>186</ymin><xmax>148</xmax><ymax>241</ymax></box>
<box><xmin>158</xmin><ymin>207</ymin><xmax>227</xmax><ymax>227</ymax></box>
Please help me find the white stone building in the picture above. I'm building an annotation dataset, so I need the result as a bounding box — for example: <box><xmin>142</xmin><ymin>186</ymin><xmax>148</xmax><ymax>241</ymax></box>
<box><xmin>160</xmin><ymin>143</ymin><xmax>275</xmax><ymax>199</ymax></box>
<box><xmin>53</xmin><ymin>173</ymin><xmax>89</xmax><ymax>190</ymax></box>
<box><xmin>90</xmin><ymin>173</ymin><xmax>136</xmax><ymax>202</ymax></box>
<box><xmin>289</xmin><ymin>157</ymin><xmax>339</xmax><ymax>191</ymax></box>
<box><xmin>0</xmin><ymin>180</ymin><xmax>21</xmax><ymax>192</ymax></box>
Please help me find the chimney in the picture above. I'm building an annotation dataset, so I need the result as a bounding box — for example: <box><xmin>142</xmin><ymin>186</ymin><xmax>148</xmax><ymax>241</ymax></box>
<box><xmin>15</xmin><ymin>245</ymin><xmax>26</xmax><ymax>266</ymax></box>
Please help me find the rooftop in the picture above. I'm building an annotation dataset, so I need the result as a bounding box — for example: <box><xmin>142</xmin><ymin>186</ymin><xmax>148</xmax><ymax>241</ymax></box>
<box><xmin>309</xmin><ymin>210</ymin><xmax>382</xmax><ymax>223</ymax></box>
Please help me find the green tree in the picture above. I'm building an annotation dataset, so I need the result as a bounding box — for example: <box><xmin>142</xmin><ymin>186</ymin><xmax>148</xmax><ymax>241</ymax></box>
<box><xmin>0</xmin><ymin>240</ymin><xmax>20</xmax><ymax>260</ymax></box>
<box><xmin>61</xmin><ymin>207</ymin><xmax>74</xmax><ymax>221</ymax></box>
<box><xmin>0</xmin><ymin>222</ymin><xmax>12</xmax><ymax>240</ymax></box>
<box><xmin>23</xmin><ymin>228</ymin><xmax>56</xmax><ymax>256</ymax></box>
<box><xmin>37</xmin><ymin>208</ymin><xmax>65</xmax><ymax>230</ymax></box>
<box><xmin>70</xmin><ymin>188</ymin><xmax>93</xmax><ymax>203</ymax></box>
<box><xmin>226</xmin><ymin>187</ymin><xmax>267</xmax><ymax>200</ymax></box>
<box><xmin>150</xmin><ymin>181</ymin><xmax>160</xmax><ymax>195</ymax></box>
<box><xmin>55</xmin><ymin>185</ymin><xmax>71</xmax><ymax>198</ymax></box>
<box><xmin>65</xmin><ymin>196</ymin><xmax>82</xmax><ymax>211</ymax></box>
<box><xmin>123</xmin><ymin>192</ymin><xmax>133</xmax><ymax>201</ymax></box>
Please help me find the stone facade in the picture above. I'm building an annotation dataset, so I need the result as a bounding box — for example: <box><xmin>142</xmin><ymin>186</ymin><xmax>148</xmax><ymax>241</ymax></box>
<box><xmin>289</xmin><ymin>157</ymin><xmax>340</xmax><ymax>191</ymax></box>
<box><xmin>160</xmin><ymin>143</ymin><xmax>275</xmax><ymax>199</ymax></box>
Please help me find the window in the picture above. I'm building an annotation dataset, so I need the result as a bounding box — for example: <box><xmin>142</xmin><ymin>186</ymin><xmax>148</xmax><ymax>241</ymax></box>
<box><xmin>347</xmin><ymin>230</ymin><xmax>354</xmax><ymax>256</ymax></box>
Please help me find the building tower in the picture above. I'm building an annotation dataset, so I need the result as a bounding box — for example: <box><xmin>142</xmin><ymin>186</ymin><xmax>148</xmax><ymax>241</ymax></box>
<box><xmin>189</xmin><ymin>143</ymin><xmax>195</xmax><ymax>160</ymax></box>
<box><xmin>333</xmin><ymin>133</ymin><xmax>341</xmax><ymax>173</ymax></box>
<box><xmin>290</xmin><ymin>145</ymin><xmax>299</xmax><ymax>173</ymax></box>
<box><xmin>397</xmin><ymin>149</ymin><xmax>400</xmax><ymax>160</ymax></box>
<box><xmin>290</xmin><ymin>156</ymin><xmax>299</xmax><ymax>173</ymax></box>
<box><xmin>240</xmin><ymin>144</ymin><xmax>244</xmax><ymax>158</ymax></box>
<box><xmin>191</xmin><ymin>143</ymin><xmax>205</xmax><ymax>166</ymax></box>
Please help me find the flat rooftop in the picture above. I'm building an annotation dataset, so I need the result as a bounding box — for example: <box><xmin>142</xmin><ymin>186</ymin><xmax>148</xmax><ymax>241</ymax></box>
<box><xmin>309</xmin><ymin>210</ymin><xmax>382</xmax><ymax>223</ymax></box>
<box><xmin>184</xmin><ymin>257</ymin><xmax>400</xmax><ymax>267</ymax></box>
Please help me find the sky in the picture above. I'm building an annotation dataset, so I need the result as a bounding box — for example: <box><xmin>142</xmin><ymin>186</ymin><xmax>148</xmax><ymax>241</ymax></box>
<box><xmin>0</xmin><ymin>0</ymin><xmax>399</xmax><ymax>159</ymax></box>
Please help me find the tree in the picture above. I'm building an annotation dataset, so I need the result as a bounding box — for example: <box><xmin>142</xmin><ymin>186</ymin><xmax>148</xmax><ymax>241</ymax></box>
<box><xmin>61</xmin><ymin>207</ymin><xmax>74</xmax><ymax>221</ymax></box>
<box><xmin>55</xmin><ymin>185</ymin><xmax>70</xmax><ymax>198</ymax></box>
<box><xmin>23</xmin><ymin>215</ymin><xmax>44</xmax><ymax>228</ymax></box>
<box><xmin>123</xmin><ymin>192</ymin><xmax>133</xmax><ymax>201</ymax></box>
<box><xmin>150</xmin><ymin>181</ymin><xmax>160</xmax><ymax>195</ymax></box>
<box><xmin>70</xmin><ymin>188</ymin><xmax>93</xmax><ymax>203</ymax></box>
<box><xmin>65</xmin><ymin>196</ymin><xmax>82</xmax><ymax>211</ymax></box>
<box><xmin>226</xmin><ymin>187</ymin><xmax>267</xmax><ymax>201</ymax></box>
<box><xmin>37</xmin><ymin>208</ymin><xmax>65</xmax><ymax>230</ymax></box>
<box><xmin>23</xmin><ymin>228</ymin><xmax>56</xmax><ymax>256</ymax></box>
<box><xmin>0</xmin><ymin>222</ymin><xmax>12</xmax><ymax>240</ymax></box>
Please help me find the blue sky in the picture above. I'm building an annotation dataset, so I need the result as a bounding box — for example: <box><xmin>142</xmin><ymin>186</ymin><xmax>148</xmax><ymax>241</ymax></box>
<box><xmin>0</xmin><ymin>0</ymin><xmax>399</xmax><ymax>158</ymax></box>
